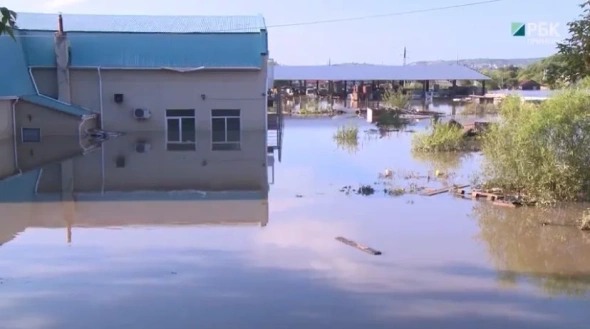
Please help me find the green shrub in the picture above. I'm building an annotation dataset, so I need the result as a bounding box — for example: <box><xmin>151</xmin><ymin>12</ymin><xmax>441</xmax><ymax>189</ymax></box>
<box><xmin>412</xmin><ymin>122</ymin><xmax>468</xmax><ymax>152</ymax></box>
<box><xmin>382</xmin><ymin>89</ymin><xmax>411</xmax><ymax>110</ymax></box>
<box><xmin>480</xmin><ymin>90</ymin><xmax>590</xmax><ymax>204</ymax></box>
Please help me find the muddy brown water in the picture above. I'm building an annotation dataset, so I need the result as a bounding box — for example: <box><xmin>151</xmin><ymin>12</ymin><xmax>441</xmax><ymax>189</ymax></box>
<box><xmin>0</xmin><ymin>113</ymin><xmax>589</xmax><ymax>329</ymax></box>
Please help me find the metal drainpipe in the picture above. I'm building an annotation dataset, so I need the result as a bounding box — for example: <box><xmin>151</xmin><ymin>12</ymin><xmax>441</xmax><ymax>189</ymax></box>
<box><xmin>11</xmin><ymin>98</ymin><xmax>19</xmax><ymax>171</ymax></box>
<box><xmin>97</xmin><ymin>67</ymin><xmax>105</xmax><ymax>194</ymax></box>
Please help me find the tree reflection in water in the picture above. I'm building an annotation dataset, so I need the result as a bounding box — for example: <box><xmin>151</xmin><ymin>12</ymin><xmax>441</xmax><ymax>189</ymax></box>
<box><xmin>473</xmin><ymin>202</ymin><xmax>590</xmax><ymax>296</ymax></box>
<box><xmin>411</xmin><ymin>150</ymin><xmax>468</xmax><ymax>173</ymax></box>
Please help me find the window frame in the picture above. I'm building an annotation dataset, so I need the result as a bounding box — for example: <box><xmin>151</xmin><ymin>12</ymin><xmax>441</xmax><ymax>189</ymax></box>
<box><xmin>165</xmin><ymin>109</ymin><xmax>196</xmax><ymax>151</ymax></box>
<box><xmin>21</xmin><ymin>128</ymin><xmax>41</xmax><ymax>143</ymax></box>
<box><xmin>211</xmin><ymin>109</ymin><xmax>241</xmax><ymax>151</ymax></box>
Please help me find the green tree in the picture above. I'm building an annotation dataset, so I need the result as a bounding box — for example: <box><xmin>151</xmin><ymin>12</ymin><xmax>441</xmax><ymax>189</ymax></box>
<box><xmin>0</xmin><ymin>7</ymin><xmax>16</xmax><ymax>38</ymax></box>
<box><xmin>556</xmin><ymin>0</ymin><xmax>590</xmax><ymax>83</ymax></box>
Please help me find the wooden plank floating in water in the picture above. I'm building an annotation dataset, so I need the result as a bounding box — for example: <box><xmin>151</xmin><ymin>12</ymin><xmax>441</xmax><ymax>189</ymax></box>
<box><xmin>335</xmin><ymin>236</ymin><xmax>382</xmax><ymax>255</ymax></box>
<box><xmin>471</xmin><ymin>191</ymin><xmax>502</xmax><ymax>201</ymax></box>
<box><xmin>421</xmin><ymin>184</ymin><xmax>470</xmax><ymax>196</ymax></box>
<box><xmin>492</xmin><ymin>200</ymin><xmax>522</xmax><ymax>208</ymax></box>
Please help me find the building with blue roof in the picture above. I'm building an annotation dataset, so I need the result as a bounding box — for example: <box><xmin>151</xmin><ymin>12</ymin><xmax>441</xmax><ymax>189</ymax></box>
<box><xmin>0</xmin><ymin>12</ymin><xmax>270</xmax><ymax>180</ymax></box>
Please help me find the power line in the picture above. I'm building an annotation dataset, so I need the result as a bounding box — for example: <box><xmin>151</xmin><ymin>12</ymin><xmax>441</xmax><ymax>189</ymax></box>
<box><xmin>265</xmin><ymin>0</ymin><xmax>504</xmax><ymax>29</ymax></box>
<box><xmin>10</xmin><ymin>0</ymin><xmax>504</xmax><ymax>37</ymax></box>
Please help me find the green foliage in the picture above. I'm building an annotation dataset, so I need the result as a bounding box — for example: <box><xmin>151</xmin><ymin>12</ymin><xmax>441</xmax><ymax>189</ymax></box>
<box><xmin>0</xmin><ymin>7</ymin><xmax>16</xmax><ymax>38</ymax></box>
<box><xmin>517</xmin><ymin>55</ymin><xmax>568</xmax><ymax>88</ymax></box>
<box><xmin>557</xmin><ymin>1</ymin><xmax>590</xmax><ymax>83</ymax></box>
<box><xmin>412</xmin><ymin>122</ymin><xmax>469</xmax><ymax>152</ymax></box>
<box><xmin>481</xmin><ymin>55</ymin><xmax>570</xmax><ymax>90</ymax></box>
<box><xmin>381</xmin><ymin>89</ymin><xmax>410</xmax><ymax>109</ymax></box>
<box><xmin>480</xmin><ymin>90</ymin><xmax>590</xmax><ymax>204</ymax></box>
<box><xmin>481</xmin><ymin>65</ymin><xmax>520</xmax><ymax>90</ymax></box>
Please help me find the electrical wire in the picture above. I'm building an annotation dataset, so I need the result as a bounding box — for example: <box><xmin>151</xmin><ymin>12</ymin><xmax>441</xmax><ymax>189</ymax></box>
<box><xmin>266</xmin><ymin>0</ymin><xmax>504</xmax><ymax>29</ymax></box>
<box><xmin>11</xmin><ymin>0</ymin><xmax>505</xmax><ymax>37</ymax></box>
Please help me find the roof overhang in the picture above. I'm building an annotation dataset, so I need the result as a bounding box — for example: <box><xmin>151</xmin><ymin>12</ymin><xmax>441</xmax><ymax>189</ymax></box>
<box><xmin>29</xmin><ymin>66</ymin><xmax>262</xmax><ymax>71</ymax></box>
<box><xmin>273</xmin><ymin>64</ymin><xmax>491</xmax><ymax>81</ymax></box>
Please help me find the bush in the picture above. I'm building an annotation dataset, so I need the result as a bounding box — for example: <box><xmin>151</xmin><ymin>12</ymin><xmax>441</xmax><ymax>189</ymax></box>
<box><xmin>480</xmin><ymin>90</ymin><xmax>590</xmax><ymax>204</ymax></box>
<box><xmin>412</xmin><ymin>122</ymin><xmax>468</xmax><ymax>152</ymax></box>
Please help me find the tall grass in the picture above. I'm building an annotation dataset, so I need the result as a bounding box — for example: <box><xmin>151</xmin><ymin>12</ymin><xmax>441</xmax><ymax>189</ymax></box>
<box><xmin>480</xmin><ymin>90</ymin><xmax>590</xmax><ymax>204</ymax></box>
<box><xmin>412</xmin><ymin>122</ymin><xmax>468</xmax><ymax>152</ymax></box>
<box><xmin>333</xmin><ymin>125</ymin><xmax>359</xmax><ymax>153</ymax></box>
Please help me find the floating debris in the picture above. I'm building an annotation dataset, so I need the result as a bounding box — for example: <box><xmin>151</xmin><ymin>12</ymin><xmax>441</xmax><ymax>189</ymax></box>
<box><xmin>335</xmin><ymin>236</ymin><xmax>382</xmax><ymax>255</ymax></box>
<box><xmin>421</xmin><ymin>184</ymin><xmax>470</xmax><ymax>196</ymax></box>
<box><xmin>357</xmin><ymin>185</ymin><xmax>375</xmax><ymax>196</ymax></box>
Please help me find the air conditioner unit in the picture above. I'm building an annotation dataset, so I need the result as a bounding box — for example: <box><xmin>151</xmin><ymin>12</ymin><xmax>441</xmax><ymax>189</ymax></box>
<box><xmin>135</xmin><ymin>141</ymin><xmax>151</xmax><ymax>153</ymax></box>
<box><xmin>133</xmin><ymin>108</ymin><xmax>151</xmax><ymax>120</ymax></box>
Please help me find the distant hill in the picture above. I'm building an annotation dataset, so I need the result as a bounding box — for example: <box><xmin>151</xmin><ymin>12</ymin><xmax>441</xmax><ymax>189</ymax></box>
<box><xmin>409</xmin><ymin>58</ymin><xmax>545</xmax><ymax>69</ymax></box>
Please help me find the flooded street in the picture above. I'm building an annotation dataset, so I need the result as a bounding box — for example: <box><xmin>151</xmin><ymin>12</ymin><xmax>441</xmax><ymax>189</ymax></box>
<box><xmin>1</xmin><ymin>115</ymin><xmax>590</xmax><ymax>329</ymax></box>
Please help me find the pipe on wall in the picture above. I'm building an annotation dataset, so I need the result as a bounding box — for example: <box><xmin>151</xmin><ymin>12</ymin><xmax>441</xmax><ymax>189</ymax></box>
<box><xmin>97</xmin><ymin>67</ymin><xmax>104</xmax><ymax>129</ymax></box>
<box><xmin>11</xmin><ymin>99</ymin><xmax>19</xmax><ymax>171</ymax></box>
<box><xmin>97</xmin><ymin>67</ymin><xmax>105</xmax><ymax>194</ymax></box>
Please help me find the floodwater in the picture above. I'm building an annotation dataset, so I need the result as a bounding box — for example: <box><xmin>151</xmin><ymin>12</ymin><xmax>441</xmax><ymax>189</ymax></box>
<box><xmin>1</xmin><ymin>113</ymin><xmax>590</xmax><ymax>329</ymax></box>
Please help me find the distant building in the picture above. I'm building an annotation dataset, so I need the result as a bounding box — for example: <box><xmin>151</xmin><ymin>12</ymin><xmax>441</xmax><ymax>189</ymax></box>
<box><xmin>519</xmin><ymin>80</ymin><xmax>541</xmax><ymax>91</ymax></box>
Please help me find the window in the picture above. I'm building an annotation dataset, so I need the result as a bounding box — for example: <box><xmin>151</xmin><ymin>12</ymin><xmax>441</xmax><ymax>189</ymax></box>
<box><xmin>22</xmin><ymin>128</ymin><xmax>41</xmax><ymax>143</ymax></box>
<box><xmin>211</xmin><ymin>109</ymin><xmax>241</xmax><ymax>151</ymax></box>
<box><xmin>166</xmin><ymin>109</ymin><xmax>195</xmax><ymax>151</ymax></box>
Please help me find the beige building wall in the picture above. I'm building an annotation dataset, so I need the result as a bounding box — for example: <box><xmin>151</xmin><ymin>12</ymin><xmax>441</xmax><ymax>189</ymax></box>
<box><xmin>16</xmin><ymin>136</ymin><xmax>87</xmax><ymax>173</ymax></box>
<box><xmin>0</xmin><ymin>100</ymin><xmax>16</xmax><ymax>179</ymax></box>
<box><xmin>0</xmin><ymin>138</ymin><xmax>16</xmax><ymax>179</ymax></box>
<box><xmin>69</xmin><ymin>67</ymin><xmax>267</xmax><ymax>132</ymax></box>
<box><xmin>0</xmin><ymin>100</ymin><xmax>13</xmax><ymax>139</ymax></box>
<box><xmin>15</xmin><ymin>101</ymin><xmax>84</xmax><ymax>137</ymax></box>
<box><xmin>36</xmin><ymin>131</ymin><xmax>267</xmax><ymax>193</ymax></box>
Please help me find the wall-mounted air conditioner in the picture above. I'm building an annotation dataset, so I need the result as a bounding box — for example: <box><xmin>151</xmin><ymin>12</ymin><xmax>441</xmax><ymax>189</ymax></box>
<box><xmin>133</xmin><ymin>108</ymin><xmax>151</xmax><ymax>120</ymax></box>
<box><xmin>135</xmin><ymin>141</ymin><xmax>151</xmax><ymax>153</ymax></box>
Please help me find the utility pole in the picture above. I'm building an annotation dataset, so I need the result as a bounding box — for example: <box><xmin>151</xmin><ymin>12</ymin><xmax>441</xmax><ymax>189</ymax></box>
<box><xmin>403</xmin><ymin>46</ymin><xmax>407</xmax><ymax>66</ymax></box>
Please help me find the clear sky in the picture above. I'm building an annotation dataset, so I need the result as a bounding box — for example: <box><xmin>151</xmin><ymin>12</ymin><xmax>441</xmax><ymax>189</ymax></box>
<box><xmin>3</xmin><ymin>0</ymin><xmax>584</xmax><ymax>65</ymax></box>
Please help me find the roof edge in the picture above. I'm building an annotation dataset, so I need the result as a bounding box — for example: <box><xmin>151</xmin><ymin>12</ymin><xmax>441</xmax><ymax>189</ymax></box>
<box><xmin>16</xmin><ymin>29</ymin><xmax>266</xmax><ymax>34</ymax></box>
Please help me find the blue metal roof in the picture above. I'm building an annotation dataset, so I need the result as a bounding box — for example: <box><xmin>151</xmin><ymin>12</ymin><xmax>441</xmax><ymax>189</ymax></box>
<box><xmin>20</xmin><ymin>31</ymin><xmax>267</xmax><ymax>68</ymax></box>
<box><xmin>272</xmin><ymin>64</ymin><xmax>491</xmax><ymax>81</ymax></box>
<box><xmin>16</xmin><ymin>13</ymin><xmax>266</xmax><ymax>33</ymax></box>
<box><xmin>0</xmin><ymin>34</ymin><xmax>36</xmax><ymax>97</ymax></box>
<box><xmin>20</xmin><ymin>94</ymin><xmax>95</xmax><ymax>117</ymax></box>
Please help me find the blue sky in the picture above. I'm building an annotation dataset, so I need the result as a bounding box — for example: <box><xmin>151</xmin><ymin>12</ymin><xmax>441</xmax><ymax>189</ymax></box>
<box><xmin>3</xmin><ymin>0</ymin><xmax>583</xmax><ymax>64</ymax></box>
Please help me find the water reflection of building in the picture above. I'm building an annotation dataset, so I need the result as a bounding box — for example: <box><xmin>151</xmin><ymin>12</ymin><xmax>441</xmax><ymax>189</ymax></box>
<box><xmin>0</xmin><ymin>131</ymin><xmax>271</xmax><ymax>246</ymax></box>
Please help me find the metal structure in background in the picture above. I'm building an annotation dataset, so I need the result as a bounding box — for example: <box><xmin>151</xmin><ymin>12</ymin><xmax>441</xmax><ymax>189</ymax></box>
<box><xmin>267</xmin><ymin>93</ymin><xmax>284</xmax><ymax>184</ymax></box>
